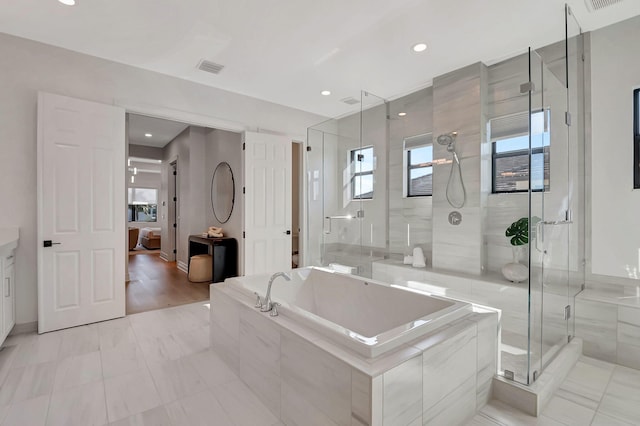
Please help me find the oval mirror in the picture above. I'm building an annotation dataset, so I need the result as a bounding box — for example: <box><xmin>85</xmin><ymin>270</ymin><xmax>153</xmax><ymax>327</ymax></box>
<box><xmin>211</xmin><ymin>162</ymin><xmax>235</xmax><ymax>224</ymax></box>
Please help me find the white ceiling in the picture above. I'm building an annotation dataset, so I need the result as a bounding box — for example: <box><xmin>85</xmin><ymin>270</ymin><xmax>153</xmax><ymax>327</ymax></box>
<box><xmin>1</xmin><ymin>0</ymin><xmax>639</xmax><ymax>117</ymax></box>
<box><xmin>128</xmin><ymin>113</ymin><xmax>189</xmax><ymax>148</ymax></box>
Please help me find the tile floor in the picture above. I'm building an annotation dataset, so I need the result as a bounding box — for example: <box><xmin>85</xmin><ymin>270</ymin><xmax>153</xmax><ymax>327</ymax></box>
<box><xmin>468</xmin><ymin>356</ymin><xmax>640</xmax><ymax>425</ymax></box>
<box><xmin>0</xmin><ymin>302</ymin><xmax>281</xmax><ymax>426</ymax></box>
<box><xmin>1</xmin><ymin>301</ymin><xmax>638</xmax><ymax>426</ymax></box>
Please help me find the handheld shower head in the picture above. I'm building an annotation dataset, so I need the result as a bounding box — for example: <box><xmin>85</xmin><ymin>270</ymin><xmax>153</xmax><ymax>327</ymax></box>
<box><xmin>436</xmin><ymin>132</ymin><xmax>458</xmax><ymax>149</ymax></box>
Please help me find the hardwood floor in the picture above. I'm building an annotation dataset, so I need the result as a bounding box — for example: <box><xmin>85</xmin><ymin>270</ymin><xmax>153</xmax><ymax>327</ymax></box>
<box><xmin>126</xmin><ymin>253</ymin><xmax>210</xmax><ymax>315</ymax></box>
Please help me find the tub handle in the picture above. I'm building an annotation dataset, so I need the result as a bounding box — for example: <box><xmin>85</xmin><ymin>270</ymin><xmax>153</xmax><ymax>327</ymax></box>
<box><xmin>253</xmin><ymin>292</ymin><xmax>262</xmax><ymax>309</ymax></box>
<box><xmin>270</xmin><ymin>302</ymin><xmax>281</xmax><ymax>317</ymax></box>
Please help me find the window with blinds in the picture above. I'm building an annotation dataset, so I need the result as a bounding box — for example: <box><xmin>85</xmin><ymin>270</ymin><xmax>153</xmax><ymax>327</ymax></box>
<box><xmin>128</xmin><ymin>187</ymin><xmax>158</xmax><ymax>222</ymax></box>
<box><xmin>490</xmin><ymin>110</ymin><xmax>550</xmax><ymax>193</ymax></box>
<box><xmin>403</xmin><ymin>133</ymin><xmax>433</xmax><ymax>197</ymax></box>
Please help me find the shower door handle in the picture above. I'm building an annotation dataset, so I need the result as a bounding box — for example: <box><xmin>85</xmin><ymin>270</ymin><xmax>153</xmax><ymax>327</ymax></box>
<box><xmin>535</xmin><ymin>220</ymin><xmax>573</xmax><ymax>252</ymax></box>
<box><xmin>324</xmin><ymin>217</ymin><xmax>332</xmax><ymax>234</ymax></box>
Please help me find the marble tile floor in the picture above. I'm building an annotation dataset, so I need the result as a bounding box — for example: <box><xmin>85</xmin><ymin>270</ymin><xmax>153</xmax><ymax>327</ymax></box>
<box><xmin>468</xmin><ymin>356</ymin><xmax>640</xmax><ymax>425</ymax></box>
<box><xmin>2</xmin><ymin>300</ymin><xmax>638</xmax><ymax>426</ymax></box>
<box><xmin>0</xmin><ymin>302</ymin><xmax>283</xmax><ymax>426</ymax></box>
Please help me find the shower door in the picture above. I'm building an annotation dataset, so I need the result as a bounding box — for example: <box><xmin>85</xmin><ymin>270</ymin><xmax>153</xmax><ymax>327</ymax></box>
<box><xmin>527</xmin><ymin>46</ymin><xmax>572</xmax><ymax>384</ymax></box>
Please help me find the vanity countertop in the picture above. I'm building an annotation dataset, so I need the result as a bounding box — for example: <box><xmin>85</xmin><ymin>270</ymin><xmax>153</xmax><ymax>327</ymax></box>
<box><xmin>0</xmin><ymin>228</ymin><xmax>19</xmax><ymax>251</ymax></box>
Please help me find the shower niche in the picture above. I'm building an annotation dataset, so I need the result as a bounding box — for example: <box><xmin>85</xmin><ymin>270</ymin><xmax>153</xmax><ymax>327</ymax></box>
<box><xmin>305</xmin><ymin>6</ymin><xmax>584</xmax><ymax>387</ymax></box>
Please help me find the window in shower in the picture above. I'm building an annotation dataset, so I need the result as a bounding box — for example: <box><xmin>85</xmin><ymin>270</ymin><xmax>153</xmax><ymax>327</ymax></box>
<box><xmin>406</xmin><ymin>146</ymin><xmax>433</xmax><ymax>197</ymax></box>
<box><xmin>490</xmin><ymin>109</ymin><xmax>550</xmax><ymax>193</ymax></box>
<box><xmin>350</xmin><ymin>146</ymin><xmax>374</xmax><ymax>199</ymax></box>
<box><xmin>634</xmin><ymin>89</ymin><xmax>640</xmax><ymax>188</ymax></box>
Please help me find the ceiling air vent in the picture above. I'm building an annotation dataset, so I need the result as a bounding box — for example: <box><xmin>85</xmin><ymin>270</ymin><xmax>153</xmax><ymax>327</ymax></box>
<box><xmin>341</xmin><ymin>97</ymin><xmax>360</xmax><ymax>105</ymax></box>
<box><xmin>197</xmin><ymin>59</ymin><xmax>224</xmax><ymax>75</ymax></box>
<box><xmin>584</xmin><ymin>0</ymin><xmax>623</xmax><ymax>11</ymax></box>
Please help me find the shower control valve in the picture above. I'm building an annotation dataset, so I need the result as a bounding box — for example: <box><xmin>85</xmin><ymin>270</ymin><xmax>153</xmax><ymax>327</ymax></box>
<box><xmin>448</xmin><ymin>211</ymin><xmax>462</xmax><ymax>226</ymax></box>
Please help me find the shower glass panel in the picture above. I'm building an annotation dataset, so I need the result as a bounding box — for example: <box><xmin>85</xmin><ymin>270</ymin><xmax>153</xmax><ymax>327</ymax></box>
<box><xmin>566</xmin><ymin>5</ymin><xmax>585</xmax><ymax>342</ymax></box>
<box><xmin>526</xmin><ymin>48</ymin><xmax>545</xmax><ymax>384</ymax></box>
<box><xmin>305</xmin><ymin>91</ymin><xmax>388</xmax><ymax>277</ymax></box>
<box><xmin>357</xmin><ymin>91</ymin><xmax>389</xmax><ymax>277</ymax></box>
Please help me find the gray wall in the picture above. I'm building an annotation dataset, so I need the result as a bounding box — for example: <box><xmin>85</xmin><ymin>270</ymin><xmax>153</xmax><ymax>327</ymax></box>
<box><xmin>205</xmin><ymin>129</ymin><xmax>244</xmax><ymax>274</ymax></box>
<box><xmin>161</xmin><ymin>127</ymin><xmax>209</xmax><ymax>267</ymax></box>
<box><xmin>128</xmin><ymin>144</ymin><xmax>163</xmax><ymax>161</ymax></box>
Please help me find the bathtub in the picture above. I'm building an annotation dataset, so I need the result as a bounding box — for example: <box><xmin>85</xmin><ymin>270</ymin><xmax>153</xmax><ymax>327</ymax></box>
<box><xmin>223</xmin><ymin>267</ymin><xmax>471</xmax><ymax>358</ymax></box>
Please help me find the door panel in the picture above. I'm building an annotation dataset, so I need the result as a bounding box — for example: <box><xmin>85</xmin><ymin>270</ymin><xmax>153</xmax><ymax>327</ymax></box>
<box><xmin>38</xmin><ymin>92</ymin><xmax>125</xmax><ymax>333</ymax></box>
<box><xmin>243</xmin><ymin>132</ymin><xmax>292</xmax><ymax>275</ymax></box>
<box><xmin>92</xmin><ymin>249</ymin><xmax>115</xmax><ymax>303</ymax></box>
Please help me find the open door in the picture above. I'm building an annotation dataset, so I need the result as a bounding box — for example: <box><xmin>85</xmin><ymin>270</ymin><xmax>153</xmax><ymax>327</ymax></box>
<box><xmin>243</xmin><ymin>131</ymin><xmax>292</xmax><ymax>275</ymax></box>
<box><xmin>37</xmin><ymin>92</ymin><xmax>126</xmax><ymax>333</ymax></box>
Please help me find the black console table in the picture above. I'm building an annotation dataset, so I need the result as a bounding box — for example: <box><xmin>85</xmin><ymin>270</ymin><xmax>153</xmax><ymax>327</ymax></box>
<box><xmin>188</xmin><ymin>235</ymin><xmax>238</xmax><ymax>283</ymax></box>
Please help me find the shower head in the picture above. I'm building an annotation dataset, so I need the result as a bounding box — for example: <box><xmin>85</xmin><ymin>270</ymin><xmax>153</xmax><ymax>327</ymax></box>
<box><xmin>436</xmin><ymin>132</ymin><xmax>457</xmax><ymax>146</ymax></box>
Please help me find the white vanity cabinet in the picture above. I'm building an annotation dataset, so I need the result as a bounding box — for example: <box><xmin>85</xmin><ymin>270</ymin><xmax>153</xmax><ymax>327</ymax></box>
<box><xmin>2</xmin><ymin>254</ymin><xmax>15</xmax><ymax>339</ymax></box>
<box><xmin>0</xmin><ymin>229</ymin><xmax>19</xmax><ymax>345</ymax></box>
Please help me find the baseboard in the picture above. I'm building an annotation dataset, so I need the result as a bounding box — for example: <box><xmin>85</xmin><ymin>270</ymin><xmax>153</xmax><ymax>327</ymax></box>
<box><xmin>493</xmin><ymin>338</ymin><xmax>582</xmax><ymax>416</ymax></box>
<box><xmin>160</xmin><ymin>251</ymin><xmax>169</xmax><ymax>261</ymax></box>
<box><xmin>177</xmin><ymin>260</ymin><xmax>188</xmax><ymax>274</ymax></box>
<box><xmin>9</xmin><ymin>321</ymin><xmax>37</xmax><ymax>336</ymax></box>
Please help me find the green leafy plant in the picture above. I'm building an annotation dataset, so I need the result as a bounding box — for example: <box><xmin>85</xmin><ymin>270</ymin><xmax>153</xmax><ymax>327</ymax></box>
<box><xmin>505</xmin><ymin>217</ymin><xmax>541</xmax><ymax>246</ymax></box>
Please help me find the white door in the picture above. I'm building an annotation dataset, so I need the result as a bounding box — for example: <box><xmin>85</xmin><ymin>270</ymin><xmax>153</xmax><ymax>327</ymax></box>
<box><xmin>243</xmin><ymin>132</ymin><xmax>292</xmax><ymax>275</ymax></box>
<box><xmin>37</xmin><ymin>92</ymin><xmax>125</xmax><ymax>333</ymax></box>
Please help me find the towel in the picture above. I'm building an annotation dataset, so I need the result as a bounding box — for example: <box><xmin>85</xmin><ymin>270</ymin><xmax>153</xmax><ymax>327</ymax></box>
<box><xmin>207</xmin><ymin>226</ymin><xmax>224</xmax><ymax>238</ymax></box>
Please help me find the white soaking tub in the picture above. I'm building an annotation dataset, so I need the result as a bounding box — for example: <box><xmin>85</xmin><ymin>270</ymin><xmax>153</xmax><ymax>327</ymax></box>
<box><xmin>224</xmin><ymin>267</ymin><xmax>471</xmax><ymax>358</ymax></box>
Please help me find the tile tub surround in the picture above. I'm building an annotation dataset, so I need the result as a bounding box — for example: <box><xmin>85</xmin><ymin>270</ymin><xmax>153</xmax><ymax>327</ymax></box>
<box><xmin>574</xmin><ymin>287</ymin><xmax>640</xmax><ymax>369</ymax></box>
<box><xmin>372</xmin><ymin>259</ymin><xmax>572</xmax><ymax>380</ymax></box>
<box><xmin>210</xmin><ymin>281</ymin><xmax>499</xmax><ymax>425</ymax></box>
<box><xmin>223</xmin><ymin>267</ymin><xmax>472</xmax><ymax>358</ymax></box>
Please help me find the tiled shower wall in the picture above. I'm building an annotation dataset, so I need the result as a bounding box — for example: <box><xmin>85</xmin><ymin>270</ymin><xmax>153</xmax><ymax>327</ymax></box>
<box><xmin>383</xmin><ymin>44</ymin><xmax>584</xmax><ymax>276</ymax></box>
<box><xmin>431</xmin><ymin>62</ymin><xmax>488</xmax><ymax>275</ymax></box>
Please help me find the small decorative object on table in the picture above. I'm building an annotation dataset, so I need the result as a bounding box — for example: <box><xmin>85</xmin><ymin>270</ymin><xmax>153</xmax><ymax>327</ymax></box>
<box><xmin>207</xmin><ymin>226</ymin><xmax>224</xmax><ymax>238</ymax></box>
<box><xmin>501</xmin><ymin>217</ymin><xmax>539</xmax><ymax>283</ymax></box>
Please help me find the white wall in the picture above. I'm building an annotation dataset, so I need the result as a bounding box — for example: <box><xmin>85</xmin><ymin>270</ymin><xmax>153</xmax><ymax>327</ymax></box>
<box><xmin>0</xmin><ymin>33</ymin><xmax>325</xmax><ymax>325</ymax></box>
<box><xmin>590</xmin><ymin>16</ymin><xmax>640</xmax><ymax>281</ymax></box>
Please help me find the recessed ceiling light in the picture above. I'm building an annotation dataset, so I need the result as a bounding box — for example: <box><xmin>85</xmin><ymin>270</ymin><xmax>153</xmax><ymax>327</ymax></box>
<box><xmin>144</xmin><ymin>133</ymin><xmax>152</xmax><ymax>138</ymax></box>
<box><xmin>398</xmin><ymin>112</ymin><xmax>407</xmax><ymax>117</ymax></box>
<box><xmin>321</xmin><ymin>90</ymin><xmax>331</xmax><ymax>96</ymax></box>
<box><xmin>58</xmin><ymin>0</ymin><xmax>76</xmax><ymax>5</ymax></box>
<box><xmin>412</xmin><ymin>43</ymin><xmax>427</xmax><ymax>53</ymax></box>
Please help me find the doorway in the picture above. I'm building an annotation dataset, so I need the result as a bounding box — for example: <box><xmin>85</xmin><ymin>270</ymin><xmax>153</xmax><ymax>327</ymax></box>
<box><xmin>126</xmin><ymin>113</ymin><xmax>210</xmax><ymax>314</ymax></box>
<box><xmin>292</xmin><ymin>141</ymin><xmax>303</xmax><ymax>268</ymax></box>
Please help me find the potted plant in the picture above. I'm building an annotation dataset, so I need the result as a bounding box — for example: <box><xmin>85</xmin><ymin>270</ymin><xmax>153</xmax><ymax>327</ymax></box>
<box><xmin>502</xmin><ymin>217</ymin><xmax>540</xmax><ymax>282</ymax></box>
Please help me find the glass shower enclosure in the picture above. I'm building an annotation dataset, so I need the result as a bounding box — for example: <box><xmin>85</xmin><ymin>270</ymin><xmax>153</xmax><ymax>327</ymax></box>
<box><xmin>306</xmin><ymin>91</ymin><xmax>387</xmax><ymax>278</ymax></box>
<box><xmin>304</xmin><ymin>7</ymin><xmax>584</xmax><ymax>386</ymax></box>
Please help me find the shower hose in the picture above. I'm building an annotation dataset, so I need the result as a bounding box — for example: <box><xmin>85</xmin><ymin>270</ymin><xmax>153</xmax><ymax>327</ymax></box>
<box><xmin>446</xmin><ymin>151</ymin><xmax>466</xmax><ymax>209</ymax></box>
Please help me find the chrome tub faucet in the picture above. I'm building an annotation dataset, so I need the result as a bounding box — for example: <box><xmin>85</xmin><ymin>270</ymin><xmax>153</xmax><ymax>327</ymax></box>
<box><xmin>260</xmin><ymin>272</ymin><xmax>291</xmax><ymax>313</ymax></box>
